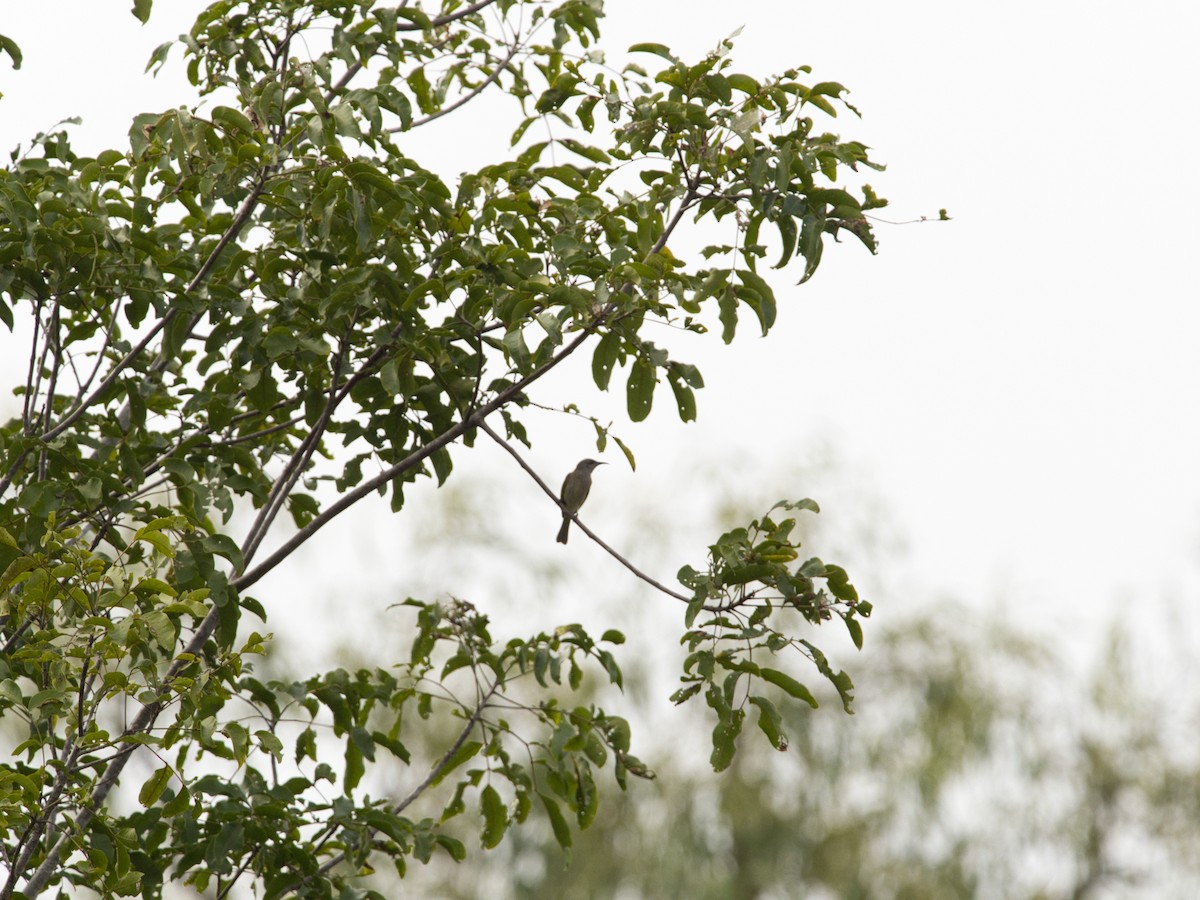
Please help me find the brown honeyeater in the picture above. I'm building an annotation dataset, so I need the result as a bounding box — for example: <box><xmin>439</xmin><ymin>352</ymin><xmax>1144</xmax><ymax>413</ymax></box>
<box><xmin>556</xmin><ymin>459</ymin><xmax>606</xmax><ymax>544</ymax></box>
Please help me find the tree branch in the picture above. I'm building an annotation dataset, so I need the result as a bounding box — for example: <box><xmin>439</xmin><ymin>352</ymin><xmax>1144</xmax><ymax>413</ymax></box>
<box><xmin>18</xmin><ymin>603</ymin><xmax>224</xmax><ymax>897</ymax></box>
<box><xmin>232</xmin><ymin>314</ymin><xmax>603</xmax><ymax>593</ymax></box>
<box><xmin>38</xmin><ymin>174</ymin><xmax>271</xmax><ymax>444</ymax></box>
<box><xmin>478</xmin><ymin>420</ymin><xmax>690</xmax><ymax>603</ymax></box>
<box><xmin>397</xmin><ymin>0</ymin><xmax>500</xmax><ymax>32</ymax></box>
<box><xmin>240</xmin><ymin>332</ymin><xmax>351</xmax><ymax>567</ymax></box>
<box><xmin>18</xmin><ymin>313</ymin><xmax>603</xmax><ymax>895</ymax></box>
<box><xmin>397</xmin><ymin>39</ymin><xmax>522</xmax><ymax>132</ymax></box>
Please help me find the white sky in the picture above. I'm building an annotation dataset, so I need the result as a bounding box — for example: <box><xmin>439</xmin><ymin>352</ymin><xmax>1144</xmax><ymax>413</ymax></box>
<box><xmin>2</xmin><ymin>1</ymin><xmax>1199</xmax><ymax>676</ymax></box>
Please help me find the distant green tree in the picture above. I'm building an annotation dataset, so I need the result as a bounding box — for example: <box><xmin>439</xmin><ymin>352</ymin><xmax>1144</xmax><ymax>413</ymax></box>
<box><xmin>0</xmin><ymin>1</ymin><xmax>884</xmax><ymax>896</ymax></box>
<box><xmin>414</xmin><ymin>610</ymin><xmax>1200</xmax><ymax>900</ymax></box>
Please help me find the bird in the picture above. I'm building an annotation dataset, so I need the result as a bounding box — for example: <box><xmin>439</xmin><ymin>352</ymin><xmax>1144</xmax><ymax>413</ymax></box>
<box><xmin>556</xmin><ymin>458</ymin><xmax>606</xmax><ymax>544</ymax></box>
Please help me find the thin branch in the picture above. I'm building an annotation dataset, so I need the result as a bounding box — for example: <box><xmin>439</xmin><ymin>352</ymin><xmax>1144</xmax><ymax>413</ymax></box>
<box><xmin>0</xmin><ymin>449</ymin><xmax>33</xmax><ymax>505</ymax></box>
<box><xmin>233</xmin><ymin>173</ymin><xmax>703</xmax><ymax>594</ymax></box>
<box><xmin>19</xmin><ymin>603</ymin><xmax>224</xmax><ymax>897</ymax></box>
<box><xmin>38</xmin><ymin>303</ymin><xmax>64</xmax><ymax>480</ymax></box>
<box><xmin>74</xmin><ymin>301</ymin><xmax>123</xmax><ymax>405</ymax></box>
<box><xmin>652</xmin><ymin>186</ymin><xmax>700</xmax><ymax>257</ymax></box>
<box><xmin>241</xmin><ymin>332</ymin><xmax>351</xmax><ymax>567</ymax></box>
<box><xmin>1</xmin><ymin>753</ymin><xmax>75</xmax><ymax>900</ymax></box>
<box><xmin>22</xmin><ymin>296</ymin><xmax>44</xmax><ymax>434</ymax></box>
<box><xmin>479</xmin><ymin>420</ymin><xmax>689</xmax><ymax>603</ymax></box>
<box><xmin>232</xmin><ymin>315</ymin><xmax>602</xmax><ymax>593</ymax></box>
<box><xmin>213</xmin><ymin>414</ymin><xmax>304</xmax><ymax>447</ymax></box>
<box><xmin>395</xmin><ymin>39</ymin><xmax>522</xmax><ymax>132</ymax></box>
<box><xmin>398</xmin><ymin>0</ymin><xmax>499</xmax><ymax>32</ymax></box>
<box><xmin>396</xmin><ymin>690</ymin><xmax>494</xmax><ymax>817</ymax></box>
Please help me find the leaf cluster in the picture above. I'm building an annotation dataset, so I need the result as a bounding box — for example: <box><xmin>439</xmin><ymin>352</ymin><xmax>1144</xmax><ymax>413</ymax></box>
<box><xmin>674</xmin><ymin>501</ymin><xmax>868</xmax><ymax>770</ymax></box>
<box><xmin>0</xmin><ymin>1</ymin><xmax>885</xmax><ymax>894</ymax></box>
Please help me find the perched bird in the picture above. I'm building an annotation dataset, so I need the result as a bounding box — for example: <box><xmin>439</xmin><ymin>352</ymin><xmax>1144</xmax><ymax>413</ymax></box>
<box><xmin>556</xmin><ymin>458</ymin><xmax>606</xmax><ymax>544</ymax></box>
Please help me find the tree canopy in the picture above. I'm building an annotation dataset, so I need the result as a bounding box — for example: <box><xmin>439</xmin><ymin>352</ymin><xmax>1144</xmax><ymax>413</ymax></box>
<box><xmin>0</xmin><ymin>1</ymin><xmax>884</xmax><ymax>896</ymax></box>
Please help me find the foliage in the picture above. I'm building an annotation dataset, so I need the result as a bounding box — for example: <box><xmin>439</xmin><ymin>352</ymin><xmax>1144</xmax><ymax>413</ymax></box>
<box><xmin>413</xmin><ymin>610</ymin><xmax>1200</xmax><ymax>900</ymax></box>
<box><xmin>0</xmin><ymin>1</ymin><xmax>884</xmax><ymax>895</ymax></box>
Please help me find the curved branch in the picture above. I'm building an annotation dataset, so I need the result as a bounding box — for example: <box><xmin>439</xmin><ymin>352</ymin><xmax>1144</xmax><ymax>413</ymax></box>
<box><xmin>479</xmin><ymin>420</ymin><xmax>690</xmax><ymax>603</ymax></box>
<box><xmin>399</xmin><ymin>0</ymin><xmax>500</xmax><ymax>32</ymax></box>
<box><xmin>392</xmin><ymin>688</ymin><xmax>494</xmax><ymax>817</ymax></box>
<box><xmin>396</xmin><ymin>39</ymin><xmax>522</xmax><ymax>132</ymax></box>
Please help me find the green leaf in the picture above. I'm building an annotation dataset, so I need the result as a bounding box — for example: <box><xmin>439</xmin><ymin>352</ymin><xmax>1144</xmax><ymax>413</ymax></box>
<box><xmin>200</xmin><ymin>533</ymin><xmax>244</xmax><ymax>573</ymax></box>
<box><xmin>626</xmin><ymin>357</ymin><xmax>655</xmax><ymax>422</ymax></box>
<box><xmin>712</xmin><ymin>282</ymin><xmax>738</xmax><ymax>345</ymax></box>
<box><xmin>824</xmin><ymin>563</ymin><xmax>858</xmax><ymax>602</ymax></box>
<box><xmin>559</xmin><ymin>138</ymin><xmax>610</xmax><ymax>163</ymax></box>
<box><xmin>223</xmin><ymin>722</ymin><xmax>250</xmax><ymax>763</ymax></box>
<box><xmin>345</xmin><ymin>738</ymin><xmax>365</xmax><ymax>790</ymax></box>
<box><xmin>535</xmin><ymin>74</ymin><xmax>581</xmax><ymax>113</ymax></box>
<box><xmin>598</xmin><ymin>649</ymin><xmax>623</xmax><ymax>690</ymax></box>
<box><xmin>430</xmin><ymin>740</ymin><xmax>483</xmax><ymax>788</ymax></box>
<box><xmin>671</xmin><ymin>683</ymin><xmax>702</xmax><ymax>705</ymax></box>
<box><xmin>142</xmin><ymin>611</ymin><xmax>176</xmax><ymax>651</ymax></box>
<box><xmin>575</xmin><ymin>765</ymin><xmax>599</xmax><ymax>827</ymax></box>
<box><xmin>710</xmin><ymin>708</ymin><xmax>744</xmax><ymax>772</ymax></box>
<box><xmin>703</xmin><ymin>73</ymin><xmax>732</xmax><ymax>104</ymax></box>
<box><xmin>798</xmin><ymin>215</ymin><xmax>825</xmax><ymax>284</ymax></box>
<box><xmin>736</xmin><ymin>269</ymin><xmax>777</xmax><ymax>336</ymax></box>
<box><xmin>480</xmin><ymin>784</ymin><xmax>508</xmax><ymax>849</ymax></box>
<box><xmin>131</xmin><ymin>0</ymin><xmax>152</xmax><ymax>24</ymax></box>
<box><xmin>541</xmin><ymin>794</ymin><xmax>573</xmax><ymax>849</ymax></box>
<box><xmin>0</xmin><ymin>34</ymin><xmax>22</xmax><ymax>70</ymax></box>
<box><xmin>844</xmin><ymin>613</ymin><xmax>863</xmax><ymax>649</ymax></box>
<box><xmin>628</xmin><ymin>43</ymin><xmax>678</xmax><ymax>63</ymax></box>
<box><xmin>145</xmin><ymin>39</ymin><xmax>171</xmax><ymax>74</ymax></box>
<box><xmin>502</xmin><ymin>327</ymin><xmax>531</xmax><ymax>370</ymax></box>
<box><xmin>133</xmin><ymin>527</ymin><xmax>175</xmax><ymax>558</ymax></box>
<box><xmin>727</xmin><ymin>73</ymin><xmax>759</xmax><ymax>95</ymax></box>
<box><xmin>668</xmin><ymin>377</ymin><xmax>696</xmax><ymax>423</ymax></box>
<box><xmin>254</xmin><ymin>730</ymin><xmax>284</xmax><ymax>761</ymax></box>
<box><xmin>612</xmin><ymin>435</ymin><xmax>636</xmax><ymax>471</ymax></box>
<box><xmin>162</xmin><ymin>783</ymin><xmax>191</xmax><ymax>817</ymax></box>
<box><xmin>760</xmin><ymin>667</ymin><xmax>819</xmax><ymax>709</ymax></box>
<box><xmin>749</xmin><ymin>696</ymin><xmax>788</xmax><ymax>751</ymax></box>
<box><xmin>350</xmin><ymin>726</ymin><xmax>376</xmax><ymax>762</ymax></box>
<box><xmin>135</xmin><ymin>577</ymin><xmax>177</xmax><ymax>597</ymax></box>
<box><xmin>138</xmin><ymin>766</ymin><xmax>172</xmax><ymax>807</ymax></box>
<box><xmin>211</xmin><ymin>105</ymin><xmax>255</xmax><ymax>136</ymax></box>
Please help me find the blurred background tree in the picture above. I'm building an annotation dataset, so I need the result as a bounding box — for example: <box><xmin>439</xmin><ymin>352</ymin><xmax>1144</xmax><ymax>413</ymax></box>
<box><xmin>361</xmin><ymin>463</ymin><xmax>1200</xmax><ymax>900</ymax></box>
<box><xmin>404</xmin><ymin>597</ymin><xmax>1200</xmax><ymax>899</ymax></box>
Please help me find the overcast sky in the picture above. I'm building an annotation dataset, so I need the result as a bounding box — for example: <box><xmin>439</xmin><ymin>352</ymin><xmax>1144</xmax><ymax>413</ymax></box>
<box><xmin>3</xmin><ymin>1</ymin><xmax>1199</xmax><ymax>674</ymax></box>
